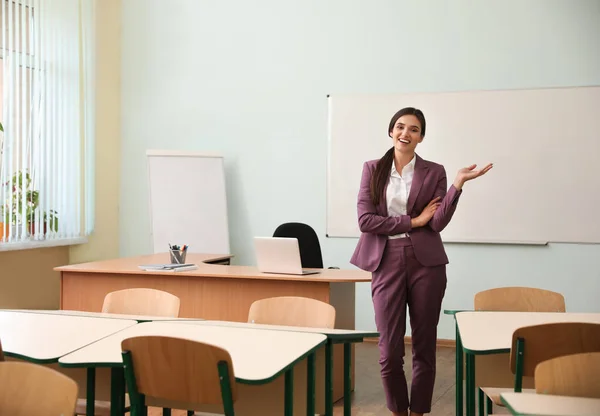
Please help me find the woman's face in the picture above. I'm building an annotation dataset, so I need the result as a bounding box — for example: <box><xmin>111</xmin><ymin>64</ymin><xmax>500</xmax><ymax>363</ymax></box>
<box><xmin>389</xmin><ymin>114</ymin><xmax>423</xmax><ymax>154</ymax></box>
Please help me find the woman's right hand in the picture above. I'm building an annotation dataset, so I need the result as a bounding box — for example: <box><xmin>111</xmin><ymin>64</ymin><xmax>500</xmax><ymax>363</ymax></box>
<box><xmin>411</xmin><ymin>197</ymin><xmax>441</xmax><ymax>228</ymax></box>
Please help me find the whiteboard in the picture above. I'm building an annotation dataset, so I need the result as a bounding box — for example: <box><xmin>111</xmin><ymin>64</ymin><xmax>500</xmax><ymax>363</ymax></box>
<box><xmin>327</xmin><ymin>86</ymin><xmax>600</xmax><ymax>244</ymax></box>
<box><xmin>147</xmin><ymin>150</ymin><xmax>230</xmax><ymax>254</ymax></box>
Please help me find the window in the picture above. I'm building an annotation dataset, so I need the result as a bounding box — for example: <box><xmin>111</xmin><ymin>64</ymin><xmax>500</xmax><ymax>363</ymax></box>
<box><xmin>0</xmin><ymin>0</ymin><xmax>94</xmax><ymax>249</ymax></box>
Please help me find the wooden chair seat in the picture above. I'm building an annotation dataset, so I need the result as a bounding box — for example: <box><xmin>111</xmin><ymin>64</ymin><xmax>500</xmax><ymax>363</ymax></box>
<box><xmin>480</xmin><ymin>387</ymin><xmax>536</xmax><ymax>406</ymax></box>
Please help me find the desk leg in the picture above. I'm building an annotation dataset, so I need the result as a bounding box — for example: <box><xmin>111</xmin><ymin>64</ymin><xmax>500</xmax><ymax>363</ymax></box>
<box><xmin>140</xmin><ymin>396</ymin><xmax>148</xmax><ymax>416</ymax></box>
<box><xmin>465</xmin><ymin>353</ymin><xmax>475</xmax><ymax>416</ymax></box>
<box><xmin>325</xmin><ymin>339</ymin><xmax>334</xmax><ymax>416</ymax></box>
<box><xmin>86</xmin><ymin>368</ymin><xmax>96</xmax><ymax>416</ymax></box>
<box><xmin>344</xmin><ymin>342</ymin><xmax>352</xmax><ymax>416</ymax></box>
<box><xmin>478</xmin><ymin>388</ymin><xmax>484</xmax><ymax>416</ymax></box>
<box><xmin>110</xmin><ymin>367</ymin><xmax>125</xmax><ymax>416</ymax></box>
<box><xmin>456</xmin><ymin>320</ymin><xmax>463</xmax><ymax>416</ymax></box>
<box><xmin>284</xmin><ymin>368</ymin><xmax>294</xmax><ymax>416</ymax></box>
<box><xmin>307</xmin><ymin>352</ymin><xmax>316</xmax><ymax>416</ymax></box>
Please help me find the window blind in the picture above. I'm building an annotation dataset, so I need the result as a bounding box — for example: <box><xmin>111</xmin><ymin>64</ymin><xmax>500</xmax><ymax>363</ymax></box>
<box><xmin>0</xmin><ymin>0</ymin><xmax>94</xmax><ymax>246</ymax></box>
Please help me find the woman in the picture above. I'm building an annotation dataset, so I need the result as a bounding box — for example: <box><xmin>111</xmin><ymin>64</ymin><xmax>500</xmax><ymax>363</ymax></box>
<box><xmin>350</xmin><ymin>107</ymin><xmax>492</xmax><ymax>416</ymax></box>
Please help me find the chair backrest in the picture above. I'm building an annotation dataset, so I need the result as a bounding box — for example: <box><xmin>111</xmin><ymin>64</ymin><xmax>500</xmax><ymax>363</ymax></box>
<box><xmin>248</xmin><ymin>296</ymin><xmax>336</xmax><ymax>328</ymax></box>
<box><xmin>0</xmin><ymin>361</ymin><xmax>78</xmax><ymax>416</ymax></box>
<box><xmin>510</xmin><ymin>322</ymin><xmax>600</xmax><ymax>378</ymax></box>
<box><xmin>121</xmin><ymin>336</ymin><xmax>236</xmax><ymax>409</ymax></box>
<box><xmin>472</xmin><ymin>286</ymin><xmax>566</xmax><ymax>389</ymax></box>
<box><xmin>273</xmin><ymin>222</ymin><xmax>324</xmax><ymax>268</ymax></box>
<box><xmin>102</xmin><ymin>288</ymin><xmax>180</xmax><ymax>317</ymax></box>
<box><xmin>474</xmin><ymin>287</ymin><xmax>565</xmax><ymax>312</ymax></box>
<box><xmin>535</xmin><ymin>352</ymin><xmax>600</xmax><ymax>398</ymax></box>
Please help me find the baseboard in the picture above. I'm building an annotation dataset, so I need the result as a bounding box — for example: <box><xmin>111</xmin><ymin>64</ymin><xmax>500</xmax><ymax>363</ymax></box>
<box><xmin>364</xmin><ymin>336</ymin><xmax>456</xmax><ymax>348</ymax></box>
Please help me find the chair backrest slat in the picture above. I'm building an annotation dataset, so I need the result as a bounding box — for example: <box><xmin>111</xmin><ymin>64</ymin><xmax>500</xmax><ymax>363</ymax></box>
<box><xmin>0</xmin><ymin>361</ymin><xmax>78</xmax><ymax>415</ymax></box>
<box><xmin>102</xmin><ymin>288</ymin><xmax>180</xmax><ymax>317</ymax></box>
<box><xmin>535</xmin><ymin>352</ymin><xmax>600</xmax><ymax>398</ymax></box>
<box><xmin>511</xmin><ymin>322</ymin><xmax>600</xmax><ymax>377</ymax></box>
<box><xmin>121</xmin><ymin>336</ymin><xmax>236</xmax><ymax>406</ymax></box>
<box><xmin>474</xmin><ymin>287</ymin><xmax>565</xmax><ymax>312</ymax></box>
<box><xmin>248</xmin><ymin>296</ymin><xmax>335</xmax><ymax>329</ymax></box>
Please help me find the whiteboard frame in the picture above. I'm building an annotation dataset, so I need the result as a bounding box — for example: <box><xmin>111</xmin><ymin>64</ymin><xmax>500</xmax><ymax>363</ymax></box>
<box><xmin>325</xmin><ymin>86</ymin><xmax>600</xmax><ymax>245</ymax></box>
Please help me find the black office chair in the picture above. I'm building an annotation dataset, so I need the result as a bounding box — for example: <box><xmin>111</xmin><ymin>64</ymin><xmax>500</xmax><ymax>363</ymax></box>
<box><xmin>272</xmin><ymin>222</ymin><xmax>338</xmax><ymax>269</ymax></box>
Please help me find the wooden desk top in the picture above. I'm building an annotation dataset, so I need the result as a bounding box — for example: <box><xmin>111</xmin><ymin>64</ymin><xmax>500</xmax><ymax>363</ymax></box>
<box><xmin>59</xmin><ymin>321</ymin><xmax>327</xmax><ymax>383</ymax></box>
<box><xmin>54</xmin><ymin>253</ymin><xmax>372</xmax><ymax>283</ymax></box>
<box><xmin>0</xmin><ymin>311</ymin><xmax>137</xmax><ymax>363</ymax></box>
<box><xmin>166</xmin><ymin>319</ymin><xmax>379</xmax><ymax>340</ymax></box>
<box><xmin>501</xmin><ymin>392</ymin><xmax>600</xmax><ymax>416</ymax></box>
<box><xmin>3</xmin><ymin>309</ymin><xmax>201</xmax><ymax>323</ymax></box>
<box><xmin>456</xmin><ymin>312</ymin><xmax>600</xmax><ymax>354</ymax></box>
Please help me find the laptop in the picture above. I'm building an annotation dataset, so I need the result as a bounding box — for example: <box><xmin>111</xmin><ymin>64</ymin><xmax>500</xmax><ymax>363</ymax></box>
<box><xmin>254</xmin><ymin>237</ymin><xmax>321</xmax><ymax>275</ymax></box>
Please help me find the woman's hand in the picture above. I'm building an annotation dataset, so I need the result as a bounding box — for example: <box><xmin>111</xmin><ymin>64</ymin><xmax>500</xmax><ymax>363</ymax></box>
<box><xmin>411</xmin><ymin>197</ymin><xmax>441</xmax><ymax>228</ymax></box>
<box><xmin>453</xmin><ymin>163</ymin><xmax>493</xmax><ymax>190</ymax></box>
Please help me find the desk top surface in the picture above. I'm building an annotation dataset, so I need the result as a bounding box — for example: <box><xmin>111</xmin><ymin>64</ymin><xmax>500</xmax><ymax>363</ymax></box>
<box><xmin>501</xmin><ymin>392</ymin><xmax>600</xmax><ymax>416</ymax></box>
<box><xmin>0</xmin><ymin>311</ymin><xmax>137</xmax><ymax>363</ymax></box>
<box><xmin>456</xmin><ymin>312</ymin><xmax>600</xmax><ymax>353</ymax></box>
<box><xmin>3</xmin><ymin>309</ymin><xmax>201</xmax><ymax>322</ymax></box>
<box><xmin>54</xmin><ymin>252</ymin><xmax>371</xmax><ymax>283</ymax></box>
<box><xmin>59</xmin><ymin>321</ymin><xmax>326</xmax><ymax>383</ymax></box>
<box><xmin>167</xmin><ymin>319</ymin><xmax>379</xmax><ymax>339</ymax></box>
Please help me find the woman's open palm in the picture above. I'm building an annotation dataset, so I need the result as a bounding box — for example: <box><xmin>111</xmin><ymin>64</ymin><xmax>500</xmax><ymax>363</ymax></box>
<box><xmin>457</xmin><ymin>163</ymin><xmax>493</xmax><ymax>184</ymax></box>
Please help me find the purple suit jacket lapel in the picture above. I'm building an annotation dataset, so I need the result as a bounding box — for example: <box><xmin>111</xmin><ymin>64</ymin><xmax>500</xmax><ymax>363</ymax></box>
<box><xmin>407</xmin><ymin>155</ymin><xmax>429</xmax><ymax>214</ymax></box>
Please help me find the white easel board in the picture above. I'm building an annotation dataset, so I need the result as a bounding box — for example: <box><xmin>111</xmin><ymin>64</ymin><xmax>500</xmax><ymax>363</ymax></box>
<box><xmin>147</xmin><ymin>150</ymin><xmax>230</xmax><ymax>255</ymax></box>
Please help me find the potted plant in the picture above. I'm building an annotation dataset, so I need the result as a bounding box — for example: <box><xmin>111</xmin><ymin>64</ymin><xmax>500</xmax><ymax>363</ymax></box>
<box><xmin>1</xmin><ymin>168</ymin><xmax>59</xmax><ymax>238</ymax></box>
<box><xmin>31</xmin><ymin>209</ymin><xmax>59</xmax><ymax>235</ymax></box>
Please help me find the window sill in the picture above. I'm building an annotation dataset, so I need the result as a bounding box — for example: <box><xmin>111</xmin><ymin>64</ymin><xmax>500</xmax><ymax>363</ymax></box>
<box><xmin>0</xmin><ymin>237</ymin><xmax>88</xmax><ymax>252</ymax></box>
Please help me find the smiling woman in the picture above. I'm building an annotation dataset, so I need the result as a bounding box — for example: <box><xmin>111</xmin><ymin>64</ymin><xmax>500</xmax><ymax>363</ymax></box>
<box><xmin>0</xmin><ymin>0</ymin><xmax>95</xmax><ymax>249</ymax></box>
<box><xmin>350</xmin><ymin>107</ymin><xmax>492</xmax><ymax>416</ymax></box>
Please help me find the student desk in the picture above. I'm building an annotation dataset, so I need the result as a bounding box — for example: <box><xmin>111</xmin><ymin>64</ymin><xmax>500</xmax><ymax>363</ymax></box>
<box><xmin>0</xmin><ymin>310</ymin><xmax>137</xmax><ymax>416</ymax></box>
<box><xmin>59</xmin><ymin>321</ymin><xmax>327</xmax><ymax>416</ymax></box>
<box><xmin>166</xmin><ymin>319</ymin><xmax>379</xmax><ymax>416</ymax></box>
<box><xmin>456</xmin><ymin>312</ymin><xmax>600</xmax><ymax>416</ymax></box>
<box><xmin>0</xmin><ymin>310</ymin><xmax>136</xmax><ymax>363</ymax></box>
<box><xmin>55</xmin><ymin>252</ymin><xmax>371</xmax><ymax>401</ymax></box>
<box><xmin>500</xmin><ymin>392</ymin><xmax>600</xmax><ymax>416</ymax></box>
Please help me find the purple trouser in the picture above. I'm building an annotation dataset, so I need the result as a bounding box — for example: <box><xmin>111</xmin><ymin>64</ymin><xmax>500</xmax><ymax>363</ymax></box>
<box><xmin>371</xmin><ymin>237</ymin><xmax>447</xmax><ymax>414</ymax></box>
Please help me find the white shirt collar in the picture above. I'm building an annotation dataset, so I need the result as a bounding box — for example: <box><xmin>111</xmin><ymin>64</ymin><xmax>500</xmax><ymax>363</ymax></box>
<box><xmin>391</xmin><ymin>155</ymin><xmax>416</xmax><ymax>177</ymax></box>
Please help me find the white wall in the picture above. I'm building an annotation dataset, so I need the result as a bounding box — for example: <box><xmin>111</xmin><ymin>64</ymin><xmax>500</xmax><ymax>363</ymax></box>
<box><xmin>120</xmin><ymin>0</ymin><xmax>600</xmax><ymax>339</ymax></box>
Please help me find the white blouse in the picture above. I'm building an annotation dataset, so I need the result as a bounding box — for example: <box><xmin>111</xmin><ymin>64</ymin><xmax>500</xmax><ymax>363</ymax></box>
<box><xmin>386</xmin><ymin>156</ymin><xmax>415</xmax><ymax>239</ymax></box>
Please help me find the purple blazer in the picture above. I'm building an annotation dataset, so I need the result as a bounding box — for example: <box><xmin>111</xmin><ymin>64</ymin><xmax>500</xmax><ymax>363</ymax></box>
<box><xmin>350</xmin><ymin>154</ymin><xmax>462</xmax><ymax>272</ymax></box>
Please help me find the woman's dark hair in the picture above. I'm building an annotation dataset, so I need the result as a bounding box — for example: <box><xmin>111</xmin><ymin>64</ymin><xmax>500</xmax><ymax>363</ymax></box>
<box><xmin>370</xmin><ymin>107</ymin><xmax>426</xmax><ymax>205</ymax></box>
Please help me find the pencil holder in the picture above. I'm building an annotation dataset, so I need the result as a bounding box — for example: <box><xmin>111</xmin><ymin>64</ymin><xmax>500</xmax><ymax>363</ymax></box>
<box><xmin>169</xmin><ymin>249</ymin><xmax>186</xmax><ymax>264</ymax></box>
